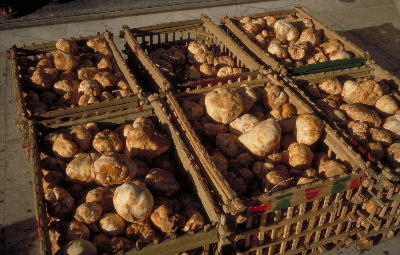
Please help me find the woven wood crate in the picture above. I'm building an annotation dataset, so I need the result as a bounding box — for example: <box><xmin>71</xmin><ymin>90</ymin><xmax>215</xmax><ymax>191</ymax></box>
<box><xmin>120</xmin><ymin>17</ymin><xmax>269</xmax><ymax>94</ymax></box>
<box><xmin>221</xmin><ymin>7</ymin><xmax>369</xmax><ymax>76</ymax></box>
<box><xmin>25</xmin><ymin>97</ymin><xmax>220</xmax><ymax>255</ymax></box>
<box><xmin>8</xmin><ymin>31</ymin><xmax>146</xmax><ymax>146</ymax></box>
<box><xmin>289</xmin><ymin>63</ymin><xmax>400</xmax><ymax>251</ymax></box>
<box><xmin>162</xmin><ymin>73</ymin><xmax>370</xmax><ymax>254</ymax></box>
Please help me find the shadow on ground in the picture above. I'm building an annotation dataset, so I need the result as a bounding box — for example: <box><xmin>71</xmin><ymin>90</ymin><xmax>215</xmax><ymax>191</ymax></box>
<box><xmin>0</xmin><ymin>217</ymin><xmax>38</xmax><ymax>254</ymax></box>
<box><xmin>338</xmin><ymin>23</ymin><xmax>400</xmax><ymax>78</ymax></box>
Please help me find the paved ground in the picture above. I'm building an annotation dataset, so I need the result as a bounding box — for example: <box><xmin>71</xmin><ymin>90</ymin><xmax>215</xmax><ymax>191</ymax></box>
<box><xmin>0</xmin><ymin>0</ymin><xmax>399</xmax><ymax>254</ymax></box>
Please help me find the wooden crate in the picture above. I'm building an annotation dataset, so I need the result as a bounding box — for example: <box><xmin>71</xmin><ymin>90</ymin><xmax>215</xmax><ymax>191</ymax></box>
<box><xmin>221</xmin><ymin>7</ymin><xmax>368</xmax><ymax>76</ymax></box>
<box><xmin>8</xmin><ymin>31</ymin><xmax>146</xmax><ymax>146</ymax></box>
<box><xmin>162</xmin><ymin>72</ymin><xmax>371</xmax><ymax>254</ymax></box>
<box><xmin>288</xmin><ymin>64</ymin><xmax>400</xmax><ymax>250</ymax></box>
<box><xmin>25</xmin><ymin>97</ymin><xmax>220</xmax><ymax>255</ymax></box>
<box><xmin>120</xmin><ymin>17</ymin><xmax>267</xmax><ymax>93</ymax></box>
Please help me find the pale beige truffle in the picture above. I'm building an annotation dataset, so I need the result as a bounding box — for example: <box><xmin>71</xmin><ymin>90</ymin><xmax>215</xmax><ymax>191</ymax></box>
<box><xmin>78</xmin><ymin>79</ymin><xmax>101</xmax><ymax>97</ymax></box>
<box><xmin>53</xmin><ymin>50</ymin><xmax>78</xmax><ymax>71</ymax></box>
<box><xmin>388</xmin><ymin>143</ymin><xmax>400</xmax><ymax>167</ymax></box>
<box><xmin>216</xmin><ymin>133</ymin><xmax>243</xmax><ymax>158</ymax></box>
<box><xmin>198</xmin><ymin>63</ymin><xmax>215</xmax><ymax>78</ymax></box>
<box><xmin>274</xmin><ymin>19</ymin><xmax>299</xmax><ymax>42</ymax></box>
<box><xmin>264</xmin><ymin>170</ymin><xmax>289</xmax><ymax>189</ymax></box>
<box><xmin>113</xmin><ymin>182</ymin><xmax>154</xmax><ymax>223</ymax></box>
<box><xmin>66</xmin><ymin>152</ymin><xmax>100</xmax><ymax>184</ymax></box>
<box><xmin>204</xmin><ymin>88</ymin><xmax>245</xmax><ymax>124</ymax></box>
<box><xmin>125</xmin><ymin>221</ymin><xmax>156</xmax><ymax>243</ymax></box>
<box><xmin>182</xmin><ymin>100</ymin><xmax>205</xmax><ymax>120</ymax></box>
<box><xmin>77</xmin><ymin>67</ymin><xmax>99</xmax><ymax>80</ymax></box>
<box><xmin>367</xmin><ymin>142</ymin><xmax>384</xmax><ymax>160</ymax></box>
<box><xmin>297</xmin><ymin>27</ymin><xmax>319</xmax><ymax>46</ymax></box>
<box><xmin>295</xmin><ymin>113</ymin><xmax>325</xmax><ymax>145</ymax></box>
<box><xmin>383</xmin><ymin>113</ymin><xmax>400</xmax><ymax>138</ymax></box>
<box><xmin>239</xmin><ymin>118</ymin><xmax>281</xmax><ymax>157</ymax></box>
<box><xmin>348</xmin><ymin>121</ymin><xmax>369</xmax><ymax>143</ymax></box>
<box><xmin>242</xmin><ymin>22</ymin><xmax>261</xmax><ymax>34</ymax></box>
<box><xmin>213</xmin><ymin>56</ymin><xmax>236</xmax><ymax>68</ymax></box>
<box><xmin>99</xmin><ymin>213</ymin><xmax>126</xmax><ymax>237</ymax></box>
<box><xmin>270</xmin><ymin>103</ymin><xmax>297</xmax><ymax>120</ymax></box>
<box><xmin>329</xmin><ymin>50</ymin><xmax>350</xmax><ymax>61</ymax></box>
<box><xmin>288</xmin><ymin>143</ymin><xmax>313</xmax><ymax>169</ymax></box>
<box><xmin>145</xmin><ymin>168</ymin><xmax>180</xmax><ymax>196</ymax></box>
<box><xmin>263</xmin><ymin>15</ymin><xmax>277</xmax><ymax>27</ymax></box>
<box><xmin>30</xmin><ymin>67</ymin><xmax>52</xmax><ymax>90</ymax></box>
<box><xmin>288</xmin><ymin>43</ymin><xmax>307</xmax><ymax>60</ymax></box>
<box><xmin>45</xmin><ymin>187</ymin><xmax>75</xmax><ymax>218</ymax></box>
<box><xmin>36</xmin><ymin>55</ymin><xmax>53</xmax><ymax>68</ymax></box>
<box><xmin>182</xmin><ymin>209</ymin><xmax>205</xmax><ymax>232</ymax></box>
<box><xmin>91</xmin><ymin>152</ymin><xmax>137</xmax><ymax>186</ymax></box>
<box><xmin>229</xmin><ymin>114</ymin><xmax>260</xmax><ymax>135</ymax></box>
<box><xmin>97</xmin><ymin>57</ymin><xmax>113</xmax><ymax>70</ymax></box>
<box><xmin>53</xmin><ymin>80</ymin><xmax>75</xmax><ymax>95</ymax></box>
<box><xmin>264</xmin><ymin>85</ymin><xmax>288</xmax><ymax>110</ymax></box>
<box><xmin>78</xmin><ymin>95</ymin><xmax>98</xmax><ymax>106</ymax></box>
<box><xmin>340</xmin><ymin>104</ymin><xmax>381</xmax><ymax>127</ymax></box>
<box><xmin>318</xmin><ymin>78</ymin><xmax>342</xmax><ymax>95</ymax></box>
<box><xmin>94</xmin><ymin>71</ymin><xmax>116</xmax><ymax>90</ymax></box>
<box><xmin>56</xmin><ymin>38</ymin><xmax>78</xmax><ymax>55</ymax></box>
<box><xmin>92</xmin><ymin>129</ymin><xmax>123</xmax><ymax>153</ymax></box>
<box><xmin>70</xmin><ymin>125</ymin><xmax>92</xmax><ymax>151</ymax></box>
<box><xmin>267</xmin><ymin>40</ymin><xmax>287</xmax><ymax>59</ymax></box>
<box><xmin>150</xmin><ymin>205</ymin><xmax>184</xmax><ymax>235</ymax></box>
<box><xmin>52</xmin><ymin>133</ymin><xmax>79</xmax><ymax>159</ymax></box>
<box><xmin>318</xmin><ymin>159</ymin><xmax>347</xmax><ymax>178</ymax></box>
<box><xmin>117</xmin><ymin>79</ymin><xmax>130</xmax><ymax>90</ymax></box>
<box><xmin>341</xmin><ymin>79</ymin><xmax>383</xmax><ymax>106</ymax></box>
<box><xmin>74</xmin><ymin>202</ymin><xmax>103</xmax><ymax>224</ymax></box>
<box><xmin>86</xmin><ymin>187</ymin><xmax>114</xmax><ymax>212</ymax></box>
<box><xmin>236</xmin><ymin>86</ymin><xmax>257</xmax><ymax>112</ymax></box>
<box><xmin>370</xmin><ymin>128</ymin><xmax>392</xmax><ymax>145</ymax></box>
<box><xmin>60</xmin><ymin>240</ymin><xmax>97</xmax><ymax>255</ymax></box>
<box><xmin>216</xmin><ymin>66</ymin><xmax>243</xmax><ymax>77</ymax></box>
<box><xmin>65</xmin><ymin>220</ymin><xmax>90</xmax><ymax>240</ymax></box>
<box><xmin>125</xmin><ymin>118</ymin><xmax>170</xmax><ymax>160</ymax></box>
<box><xmin>320</xmin><ymin>39</ymin><xmax>344</xmax><ymax>55</ymax></box>
<box><xmin>87</xmin><ymin>38</ymin><xmax>112</xmax><ymax>57</ymax></box>
<box><xmin>375</xmin><ymin>95</ymin><xmax>399</xmax><ymax>115</ymax></box>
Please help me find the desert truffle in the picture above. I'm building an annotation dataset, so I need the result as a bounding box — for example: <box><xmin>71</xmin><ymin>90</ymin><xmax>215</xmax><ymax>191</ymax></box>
<box><xmin>65</xmin><ymin>220</ymin><xmax>90</xmax><ymax>240</ymax></box>
<box><xmin>92</xmin><ymin>129</ymin><xmax>123</xmax><ymax>153</ymax></box>
<box><xmin>383</xmin><ymin>113</ymin><xmax>400</xmax><ymax>138</ymax></box>
<box><xmin>145</xmin><ymin>168</ymin><xmax>180</xmax><ymax>196</ymax></box>
<box><xmin>341</xmin><ymin>79</ymin><xmax>383</xmax><ymax>105</ymax></box>
<box><xmin>295</xmin><ymin>113</ymin><xmax>325</xmax><ymax>145</ymax></box>
<box><xmin>375</xmin><ymin>95</ymin><xmax>399</xmax><ymax>115</ymax></box>
<box><xmin>66</xmin><ymin>152</ymin><xmax>100</xmax><ymax>184</ymax></box>
<box><xmin>52</xmin><ymin>133</ymin><xmax>79</xmax><ymax>159</ymax></box>
<box><xmin>99</xmin><ymin>213</ymin><xmax>126</xmax><ymax>237</ymax></box>
<box><xmin>125</xmin><ymin>221</ymin><xmax>156</xmax><ymax>243</ymax></box>
<box><xmin>340</xmin><ymin>104</ymin><xmax>381</xmax><ymax>127</ymax></box>
<box><xmin>264</xmin><ymin>85</ymin><xmax>288</xmax><ymax>110</ymax></box>
<box><xmin>74</xmin><ymin>202</ymin><xmax>103</xmax><ymax>224</ymax></box>
<box><xmin>86</xmin><ymin>187</ymin><xmax>114</xmax><ymax>212</ymax></box>
<box><xmin>78</xmin><ymin>79</ymin><xmax>101</xmax><ymax>97</ymax></box>
<box><xmin>60</xmin><ymin>240</ymin><xmax>97</xmax><ymax>255</ymax></box>
<box><xmin>70</xmin><ymin>125</ymin><xmax>92</xmax><ymax>151</ymax></box>
<box><xmin>288</xmin><ymin>143</ymin><xmax>313</xmax><ymax>169</ymax></box>
<box><xmin>53</xmin><ymin>50</ymin><xmax>78</xmax><ymax>71</ymax></box>
<box><xmin>204</xmin><ymin>88</ymin><xmax>244</xmax><ymax>124</ymax></box>
<box><xmin>318</xmin><ymin>77</ymin><xmax>342</xmax><ymax>95</ymax></box>
<box><xmin>387</xmin><ymin>143</ymin><xmax>400</xmax><ymax>166</ymax></box>
<box><xmin>150</xmin><ymin>205</ymin><xmax>184</xmax><ymax>235</ymax></box>
<box><xmin>125</xmin><ymin>118</ymin><xmax>170</xmax><ymax>160</ymax></box>
<box><xmin>91</xmin><ymin>152</ymin><xmax>137</xmax><ymax>186</ymax></box>
<box><xmin>56</xmin><ymin>39</ymin><xmax>79</xmax><ymax>55</ymax></box>
<box><xmin>45</xmin><ymin>187</ymin><xmax>75</xmax><ymax>218</ymax></box>
<box><xmin>113</xmin><ymin>182</ymin><xmax>154</xmax><ymax>222</ymax></box>
<box><xmin>229</xmin><ymin>114</ymin><xmax>260</xmax><ymax>135</ymax></box>
<box><xmin>239</xmin><ymin>118</ymin><xmax>281</xmax><ymax>157</ymax></box>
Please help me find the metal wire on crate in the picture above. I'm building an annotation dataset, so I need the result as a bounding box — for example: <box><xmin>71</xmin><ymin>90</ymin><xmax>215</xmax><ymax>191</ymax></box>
<box><xmin>264</xmin><ymin>177</ymin><xmax>296</xmax><ymax>196</ymax></box>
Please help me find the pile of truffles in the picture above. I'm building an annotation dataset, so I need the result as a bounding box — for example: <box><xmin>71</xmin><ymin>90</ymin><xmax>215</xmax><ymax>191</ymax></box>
<box><xmin>40</xmin><ymin>117</ymin><xmax>206</xmax><ymax>255</ymax></box>
<box><xmin>303</xmin><ymin>76</ymin><xmax>400</xmax><ymax>168</ymax></box>
<box><xmin>237</xmin><ymin>15</ymin><xmax>352</xmax><ymax>68</ymax></box>
<box><xmin>18</xmin><ymin>37</ymin><xmax>133</xmax><ymax>116</ymax></box>
<box><xmin>181</xmin><ymin>84</ymin><xmax>350</xmax><ymax>198</ymax></box>
<box><xmin>148</xmin><ymin>41</ymin><xmax>246</xmax><ymax>85</ymax></box>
